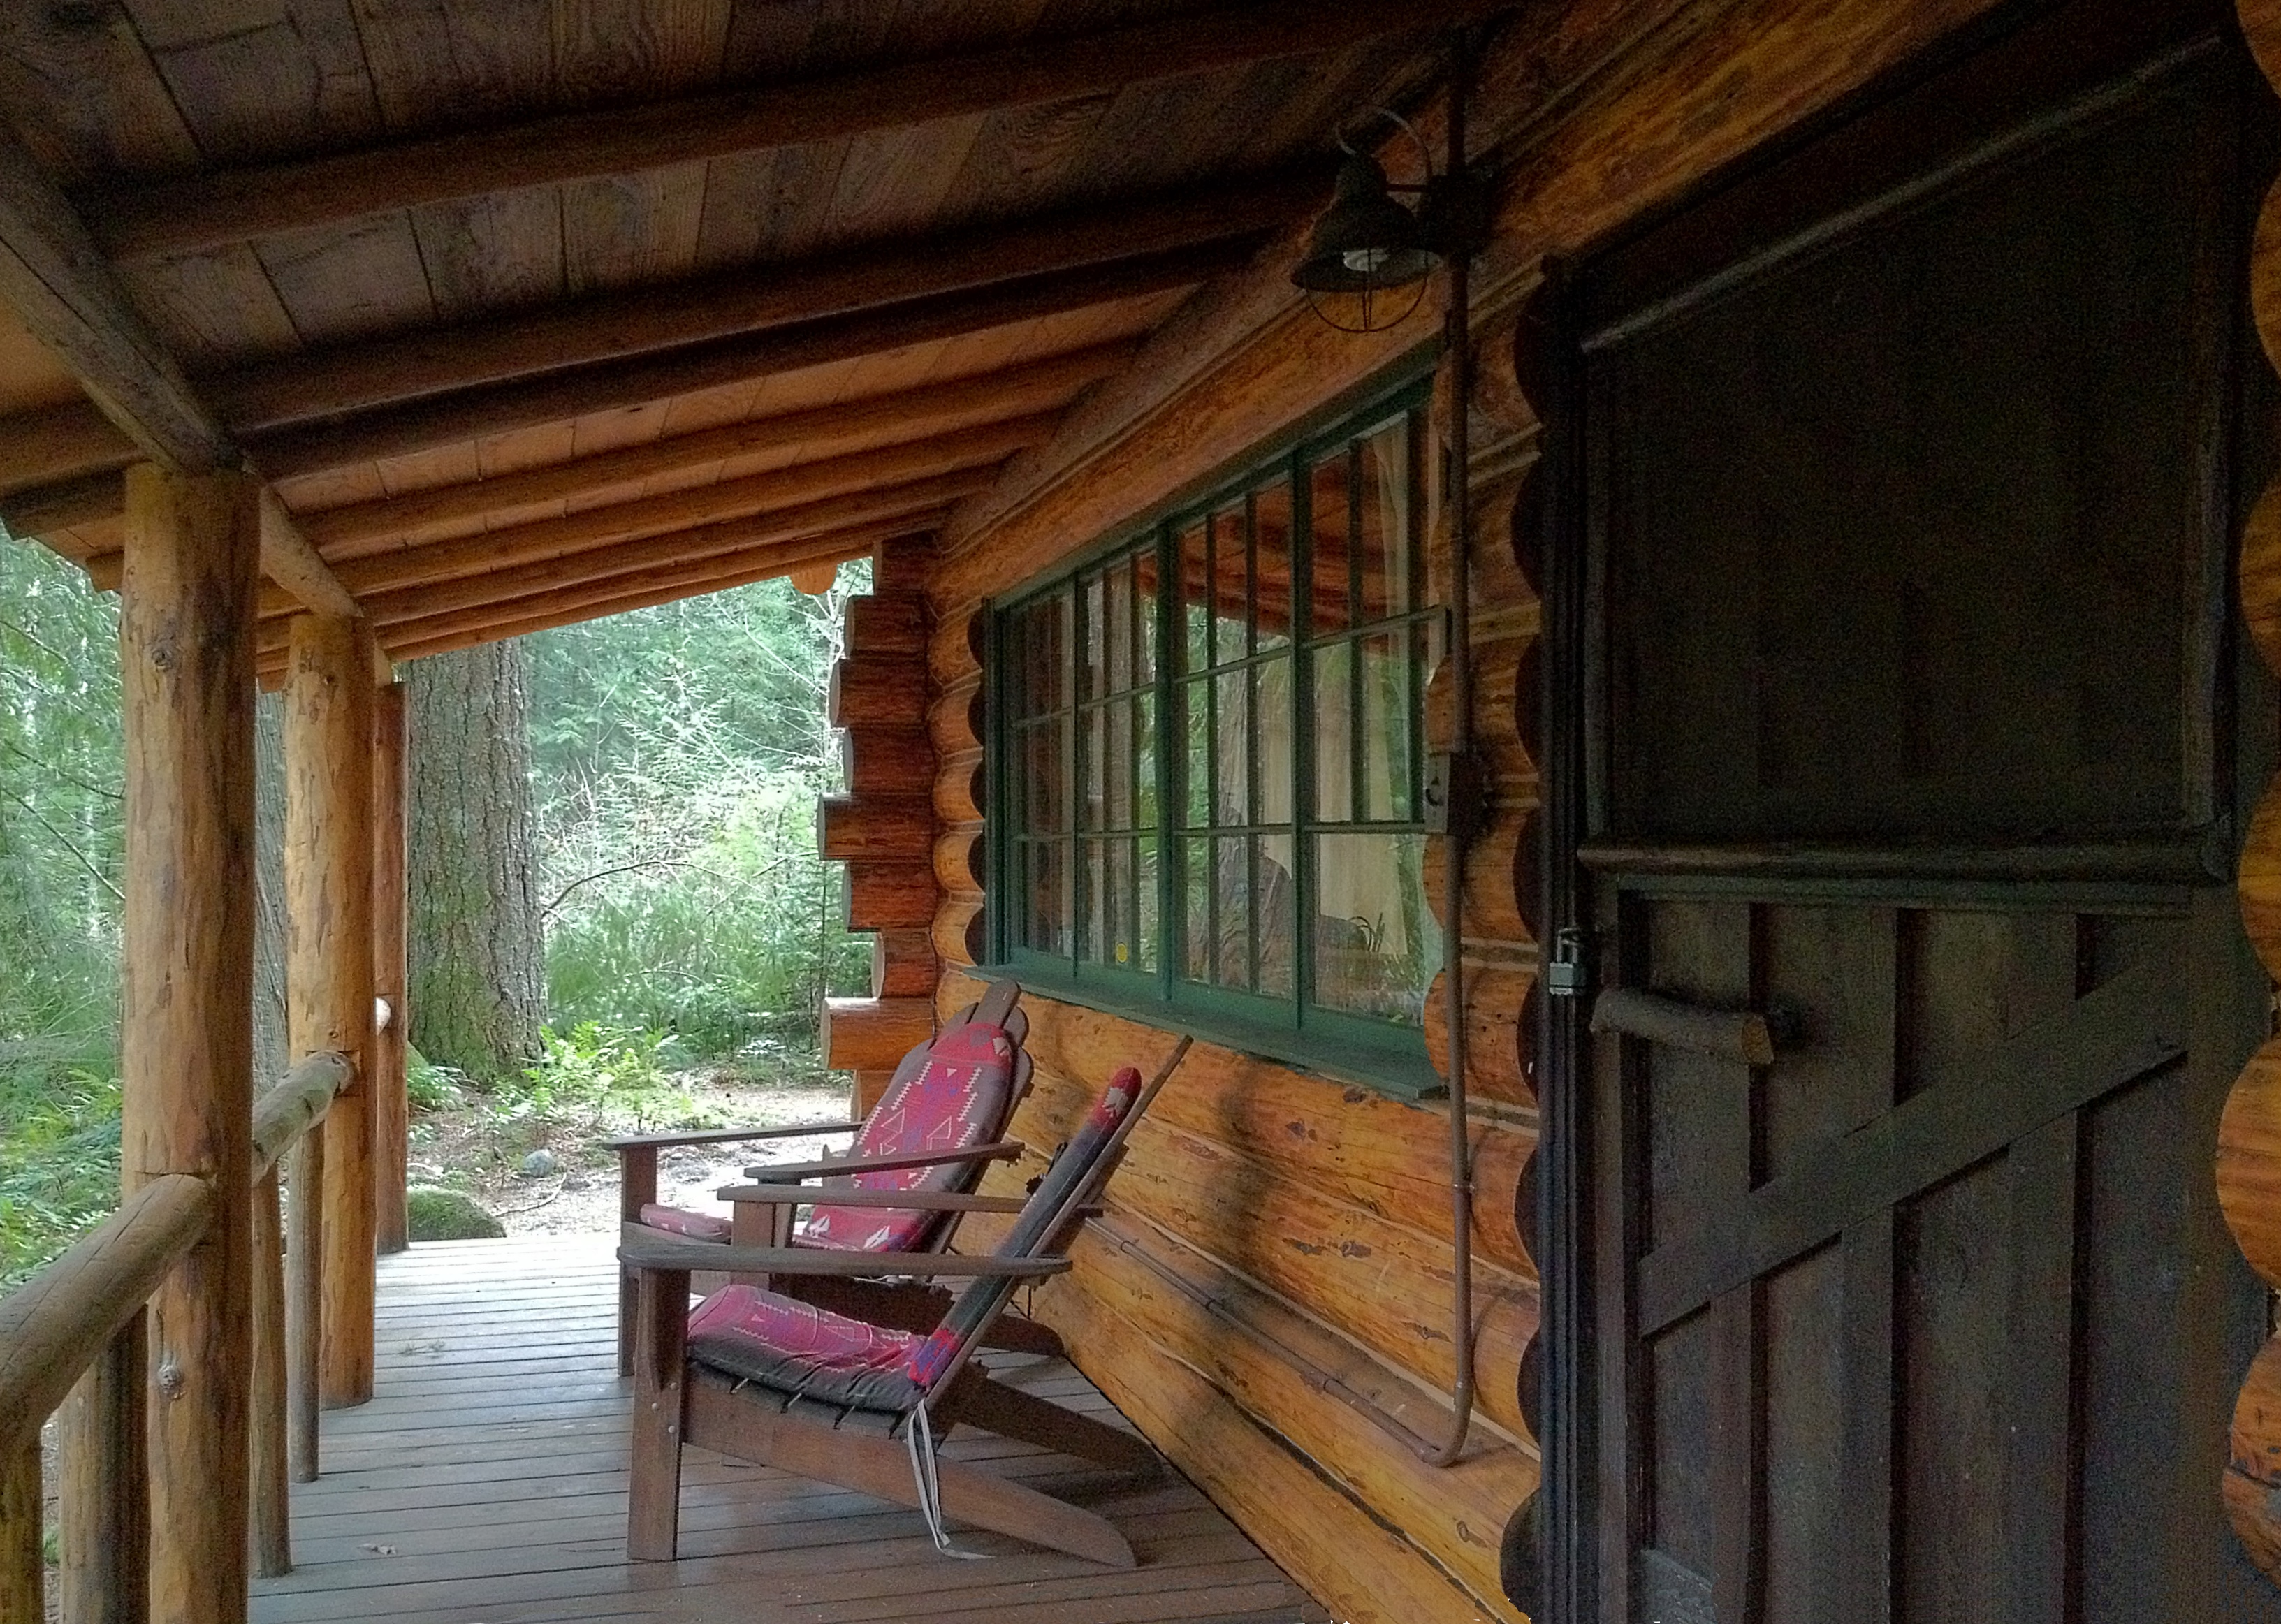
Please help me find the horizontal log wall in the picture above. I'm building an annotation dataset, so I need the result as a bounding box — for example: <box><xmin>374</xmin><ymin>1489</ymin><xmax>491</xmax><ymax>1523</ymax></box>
<box><xmin>924</xmin><ymin>1</ymin><xmax>2017</xmax><ymax>1614</ymax></box>
<box><xmin>821</xmin><ymin>535</ymin><xmax>940</xmax><ymax>1109</ymax></box>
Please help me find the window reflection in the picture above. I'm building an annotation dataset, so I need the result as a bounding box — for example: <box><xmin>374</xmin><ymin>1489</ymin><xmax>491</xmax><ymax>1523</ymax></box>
<box><xmin>1000</xmin><ymin>390</ymin><xmax>1436</xmax><ymax>1044</ymax></box>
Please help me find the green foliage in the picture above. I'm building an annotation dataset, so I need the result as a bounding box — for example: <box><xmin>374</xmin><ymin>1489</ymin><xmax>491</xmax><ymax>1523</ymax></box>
<box><xmin>405</xmin><ymin>1187</ymin><xmax>505</xmax><ymax>1241</ymax></box>
<box><xmin>0</xmin><ymin>1052</ymin><xmax>122</xmax><ymax>1289</ymax></box>
<box><xmin>0</xmin><ymin>538</ymin><xmax>124</xmax><ymax>1287</ymax></box>
<box><xmin>405</xmin><ymin>1045</ymin><xmax>464</xmax><ymax>1113</ymax></box>
<box><xmin>498</xmin><ymin>1021</ymin><xmax>720</xmax><ymax>1133</ymax></box>
<box><xmin>525</xmin><ymin>569</ymin><xmax>871</xmax><ymax>1060</ymax></box>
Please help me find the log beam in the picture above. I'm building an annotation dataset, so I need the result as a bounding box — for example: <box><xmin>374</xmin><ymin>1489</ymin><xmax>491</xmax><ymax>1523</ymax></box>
<box><xmin>819</xmin><ymin>796</ymin><xmax>936</xmax><ymax>863</ymax></box>
<box><xmin>283</xmin><ymin>615</ymin><xmax>379</xmax><ymax>1409</ymax></box>
<box><xmin>291</xmin><ymin>421</ymin><xmax>1040</xmax><ymax>608</ymax></box>
<box><xmin>87</xmin><ymin>0</ymin><xmax>1503</xmax><ymax>264</ymax></box>
<box><xmin>207</xmin><ymin>178</ymin><xmax>1317</xmax><ymax>433</ymax></box>
<box><xmin>303</xmin><ymin>520</ymin><xmax>908</xmax><ymax>675</ymax></box>
<box><xmin>0</xmin><ymin>398</ymin><xmax>135</xmax><ymax>500</ymax></box>
<box><xmin>119</xmin><ymin>462</ymin><xmax>258</xmax><ymax>1624</ymax></box>
<box><xmin>296</xmin><ymin>342</ymin><xmax>1134</xmax><ymax>560</ymax></box>
<box><xmin>244</xmin><ymin>245</ymin><xmax>1241</xmax><ymax>483</ymax></box>
<box><xmin>845</xmin><ymin>865</ymin><xmax>940</xmax><ymax>932</ymax></box>
<box><xmin>372</xmin><ymin>683</ymin><xmax>409</xmax><ymax>1257</ymax></box>
<box><xmin>0</xmin><ymin>133</ymin><xmax>231</xmax><ymax>470</ymax></box>
<box><xmin>821</xmin><ymin>997</ymin><xmax>937</xmax><ymax>1073</ymax></box>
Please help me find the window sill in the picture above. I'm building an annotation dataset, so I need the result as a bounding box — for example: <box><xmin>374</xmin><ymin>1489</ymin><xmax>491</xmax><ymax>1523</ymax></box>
<box><xmin>977</xmin><ymin>958</ymin><xmax>1447</xmax><ymax>1103</ymax></box>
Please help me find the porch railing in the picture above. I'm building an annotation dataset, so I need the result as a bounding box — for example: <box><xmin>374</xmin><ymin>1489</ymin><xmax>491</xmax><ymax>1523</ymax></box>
<box><xmin>0</xmin><ymin>1044</ymin><xmax>356</xmax><ymax>1619</ymax></box>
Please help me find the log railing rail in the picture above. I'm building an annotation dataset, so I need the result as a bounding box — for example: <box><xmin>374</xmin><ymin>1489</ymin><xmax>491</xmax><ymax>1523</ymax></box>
<box><xmin>0</xmin><ymin>1046</ymin><xmax>354</xmax><ymax>1618</ymax></box>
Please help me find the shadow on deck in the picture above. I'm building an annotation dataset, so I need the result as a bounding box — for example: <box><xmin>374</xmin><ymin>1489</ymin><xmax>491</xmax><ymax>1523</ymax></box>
<box><xmin>251</xmin><ymin>1236</ymin><xmax>1329</xmax><ymax>1624</ymax></box>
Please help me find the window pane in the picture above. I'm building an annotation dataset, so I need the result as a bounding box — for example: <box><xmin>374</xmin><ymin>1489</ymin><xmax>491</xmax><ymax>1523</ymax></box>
<box><xmin>1026</xmin><ymin>840</ymin><xmax>1069</xmax><ymax>958</ymax></box>
<box><xmin>1081</xmin><ymin>705</ymin><xmax>1105</xmax><ymax>831</ymax></box>
<box><xmin>1255</xmin><ymin>478</ymin><xmax>1293</xmax><ymax>652</ymax></box>
<box><xmin>1313</xmin><ymin>639</ymin><xmax>1353</xmax><ymax>824</ymax></box>
<box><xmin>1312</xmin><ymin>831</ymin><xmax>1436</xmax><ymax>1023</ymax></box>
<box><xmin>1357</xmin><ymin>630</ymin><xmax>1413</xmax><ymax>821</ymax></box>
<box><xmin>1105</xmin><ymin>701</ymin><xmax>1133</xmax><ymax>831</ymax></box>
<box><xmin>1023</xmin><ymin>721</ymin><xmax>1065</xmax><ymax>833</ymax></box>
<box><xmin>1136</xmin><ymin>835</ymin><xmax>1160</xmax><ymax>972</ymax></box>
<box><xmin>1182</xmin><ymin>835</ymin><xmax>1212</xmax><ymax>982</ymax></box>
<box><xmin>1311</xmin><ymin>448</ymin><xmax>1353</xmax><ymax>637</ymax></box>
<box><xmin>1214</xmin><ymin>668</ymin><xmax>1248</xmax><ymax>826</ymax></box>
<box><xmin>1134</xmin><ymin>546</ymin><xmax>1160</xmax><ymax>684</ymax></box>
<box><xmin>1255</xmin><ymin>654</ymin><xmax>1292</xmax><ymax>826</ymax></box>
<box><xmin>1184</xmin><ymin>677</ymin><xmax>1211</xmax><ymax>827</ymax></box>
<box><xmin>1024</xmin><ymin>592</ymin><xmax>1069</xmax><ymax>715</ymax></box>
<box><xmin>1106</xmin><ymin>839</ymin><xmax>1134</xmax><ymax>967</ymax></box>
<box><xmin>1211</xmin><ymin>502</ymin><xmax>1248</xmax><ymax>666</ymax></box>
<box><xmin>1214</xmin><ymin>835</ymin><xmax>1250</xmax><ymax>990</ymax></box>
<box><xmin>1134</xmin><ymin>691</ymin><xmax>1158</xmax><ymax>828</ymax></box>
<box><xmin>1258</xmin><ymin>831</ymin><xmax>1295</xmax><ymax>999</ymax></box>
<box><xmin>1083</xmin><ymin>839</ymin><xmax>1107</xmax><ymax>962</ymax></box>
<box><xmin>1083</xmin><ymin>572</ymin><xmax>1107</xmax><ymax>701</ymax></box>
<box><xmin>1179</xmin><ymin>522</ymin><xmax>1209</xmax><ymax>674</ymax></box>
<box><xmin>1106</xmin><ymin>560</ymin><xmax>1132</xmax><ymax>693</ymax></box>
<box><xmin>1355</xmin><ymin>417</ymin><xmax>1413</xmax><ymax>622</ymax></box>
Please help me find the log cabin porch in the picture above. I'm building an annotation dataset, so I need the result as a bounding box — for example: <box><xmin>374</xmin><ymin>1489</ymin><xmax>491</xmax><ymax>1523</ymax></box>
<box><xmin>10</xmin><ymin>1</ymin><xmax>2281</xmax><ymax>1623</ymax></box>
<box><xmin>246</xmin><ymin>1234</ymin><xmax>1328</xmax><ymax>1624</ymax></box>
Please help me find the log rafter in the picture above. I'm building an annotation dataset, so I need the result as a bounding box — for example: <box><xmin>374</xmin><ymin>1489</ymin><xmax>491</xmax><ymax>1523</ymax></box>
<box><xmin>82</xmin><ymin>0</ymin><xmax>1503</xmax><ymax>265</ymax></box>
<box><xmin>0</xmin><ymin>124</ymin><xmax>379</xmax><ymax>657</ymax></box>
<box><xmin>293</xmin><ymin>341</ymin><xmax>1138</xmax><ymax>560</ymax></box>
<box><xmin>206</xmin><ymin>175</ymin><xmax>1320</xmax><ymax>434</ymax></box>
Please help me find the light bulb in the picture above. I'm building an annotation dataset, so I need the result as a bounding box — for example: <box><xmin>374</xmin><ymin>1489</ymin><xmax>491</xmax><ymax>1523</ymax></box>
<box><xmin>1341</xmin><ymin>246</ymin><xmax>1392</xmax><ymax>275</ymax></box>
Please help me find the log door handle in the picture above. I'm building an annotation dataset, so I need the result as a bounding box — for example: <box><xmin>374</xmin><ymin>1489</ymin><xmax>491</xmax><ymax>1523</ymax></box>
<box><xmin>1589</xmin><ymin>987</ymin><xmax>1777</xmax><ymax>1065</ymax></box>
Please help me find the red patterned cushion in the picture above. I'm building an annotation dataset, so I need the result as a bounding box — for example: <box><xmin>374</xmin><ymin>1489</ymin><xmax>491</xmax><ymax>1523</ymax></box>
<box><xmin>685</xmin><ymin>1283</ymin><xmax>923</xmax><ymax>1412</ymax></box>
<box><xmin>637</xmin><ymin>1204</ymin><xmax>729</xmax><ymax>1242</ymax></box>
<box><xmin>795</xmin><ymin>1018</ymin><xmax>1014</xmax><ymax>1254</ymax></box>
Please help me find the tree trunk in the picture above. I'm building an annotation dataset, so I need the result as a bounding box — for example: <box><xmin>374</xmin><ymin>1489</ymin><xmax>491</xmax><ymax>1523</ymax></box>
<box><xmin>407</xmin><ymin>642</ymin><xmax>542</xmax><ymax>1081</ymax></box>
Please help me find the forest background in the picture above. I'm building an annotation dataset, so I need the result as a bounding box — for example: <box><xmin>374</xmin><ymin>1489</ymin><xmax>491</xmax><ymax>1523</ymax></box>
<box><xmin>0</xmin><ymin>532</ymin><xmax>870</xmax><ymax>1285</ymax></box>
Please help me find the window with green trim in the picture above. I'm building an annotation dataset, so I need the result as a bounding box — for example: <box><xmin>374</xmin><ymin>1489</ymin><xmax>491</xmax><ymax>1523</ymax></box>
<box><xmin>986</xmin><ymin>378</ymin><xmax>1444</xmax><ymax>1096</ymax></box>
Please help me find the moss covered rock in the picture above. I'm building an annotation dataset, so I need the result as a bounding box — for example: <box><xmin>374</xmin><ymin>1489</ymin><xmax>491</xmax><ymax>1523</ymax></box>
<box><xmin>405</xmin><ymin>1187</ymin><xmax>504</xmax><ymax>1241</ymax></box>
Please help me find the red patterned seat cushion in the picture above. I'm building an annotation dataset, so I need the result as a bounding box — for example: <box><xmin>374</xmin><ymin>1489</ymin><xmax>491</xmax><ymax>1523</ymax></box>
<box><xmin>635</xmin><ymin>1203</ymin><xmax>730</xmax><ymax>1241</ymax></box>
<box><xmin>794</xmin><ymin>1019</ymin><xmax>1014</xmax><ymax>1254</ymax></box>
<box><xmin>685</xmin><ymin>1282</ymin><xmax>924</xmax><ymax>1412</ymax></box>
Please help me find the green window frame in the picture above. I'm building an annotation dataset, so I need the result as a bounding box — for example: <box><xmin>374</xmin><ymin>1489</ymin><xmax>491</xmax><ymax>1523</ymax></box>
<box><xmin>983</xmin><ymin>376</ymin><xmax>1443</xmax><ymax>1097</ymax></box>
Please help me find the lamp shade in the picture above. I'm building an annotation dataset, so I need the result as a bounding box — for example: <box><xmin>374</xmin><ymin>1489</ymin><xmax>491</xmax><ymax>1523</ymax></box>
<box><xmin>1292</xmin><ymin>154</ymin><xmax>1436</xmax><ymax>293</ymax></box>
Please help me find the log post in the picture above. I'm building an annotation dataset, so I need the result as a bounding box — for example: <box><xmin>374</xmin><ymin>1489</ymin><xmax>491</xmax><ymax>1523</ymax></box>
<box><xmin>248</xmin><ymin>1169</ymin><xmax>289</xmax><ymax>1574</ymax></box>
<box><xmin>372</xmin><ymin>680</ymin><xmax>409</xmax><ymax>1255</ymax></box>
<box><xmin>284</xmin><ymin>614</ymin><xmax>379</xmax><ymax>1407</ymax></box>
<box><xmin>1</xmin><ymin>1442</ymin><xmax>38</xmax><ymax>1623</ymax></box>
<box><xmin>285</xmin><ymin>1132</ymin><xmax>321</xmax><ymax>1481</ymax></box>
<box><xmin>58</xmin><ymin>1310</ymin><xmax>150</xmax><ymax>1623</ymax></box>
<box><xmin>120</xmin><ymin>461</ymin><xmax>259</xmax><ymax>1624</ymax></box>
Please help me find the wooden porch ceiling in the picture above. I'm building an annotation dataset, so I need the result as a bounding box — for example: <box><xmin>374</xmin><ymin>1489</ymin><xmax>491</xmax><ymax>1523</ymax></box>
<box><xmin>0</xmin><ymin>0</ymin><xmax>1494</xmax><ymax>671</ymax></box>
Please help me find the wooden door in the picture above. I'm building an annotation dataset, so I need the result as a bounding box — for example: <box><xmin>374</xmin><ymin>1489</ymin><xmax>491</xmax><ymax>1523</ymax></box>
<box><xmin>1538</xmin><ymin>3</ymin><xmax>2281</xmax><ymax>1621</ymax></box>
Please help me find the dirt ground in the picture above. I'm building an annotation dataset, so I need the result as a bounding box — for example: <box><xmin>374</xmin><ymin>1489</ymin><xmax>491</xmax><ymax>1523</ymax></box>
<box><xmin>411</xmin><ymin>1062</ymin><xmax>858</xmax><ymax>1238</ymax></box>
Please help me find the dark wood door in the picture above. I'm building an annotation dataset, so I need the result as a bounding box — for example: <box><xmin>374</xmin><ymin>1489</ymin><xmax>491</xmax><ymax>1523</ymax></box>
<box><xmin>1541</xmin><ymin>4</ymin><xmax>2281</xmax><ymax>1621</ymax></box>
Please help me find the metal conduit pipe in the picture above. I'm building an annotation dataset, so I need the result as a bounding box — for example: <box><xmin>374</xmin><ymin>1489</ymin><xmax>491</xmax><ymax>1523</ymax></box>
<box><xmin>1325</xmin><ymin>31</ymin><xmax>1482</xmax><ymax>1469</ymax></box>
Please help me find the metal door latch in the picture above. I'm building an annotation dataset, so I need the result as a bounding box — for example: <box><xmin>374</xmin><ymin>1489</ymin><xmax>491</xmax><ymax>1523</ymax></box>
<box><xmin>1545</xmin><ymin>927</ymin><xmax>1587</xmax><ymax>997</ymax></box>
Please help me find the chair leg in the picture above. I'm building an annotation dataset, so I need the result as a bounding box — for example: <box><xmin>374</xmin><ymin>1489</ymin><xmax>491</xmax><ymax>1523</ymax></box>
<box><xmin>979</xmin><ymin>1313</ymin><xmax>1065</xmax><ymax>1358</ymax></box>
<box><xmin>683</xmin><ymin>1376</ymin><xmax>1137</xmax><ymax>1569</ymax></box>
<box><xmin>616</xmin><ymin>1265</ymin><xmax>635</xmax><ymax>1378</ymax></box>
<box><xmin>945</xmin><ymin>1369</ymin><xmax>1160</xmax><ymax>1475</ymax></box>
<box><xmin>626</xmin><ymin>1267</ymin><xmax>690</xmax><ymax>1561</ymax></box>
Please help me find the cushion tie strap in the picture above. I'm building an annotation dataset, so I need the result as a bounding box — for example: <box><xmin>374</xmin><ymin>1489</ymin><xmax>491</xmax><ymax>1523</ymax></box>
<box><xmin>903</xmin><ymin>1403</ymin><xmax>987</xmax><ymax>1560</ymax></box>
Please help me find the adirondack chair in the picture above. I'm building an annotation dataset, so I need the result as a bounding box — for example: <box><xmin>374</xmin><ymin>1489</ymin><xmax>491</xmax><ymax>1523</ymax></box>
<box><xmin>619</xmin><ymin>1038</ymin><xmax>1190</xmax><ymax>1570</ymax></box>
<box><xmin>605</xmin><ymin>980</ymin><xmax>1047</xmax><ymax>1374</ymax></box>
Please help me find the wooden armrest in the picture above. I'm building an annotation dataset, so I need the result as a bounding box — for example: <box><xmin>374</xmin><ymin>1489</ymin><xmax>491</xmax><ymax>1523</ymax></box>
<box><xmin>717</xmin><ymin>1185</ymin><xmax>1028</xmax><ymax>1213</ymax></box>
<box><xmin>741</xmin><ymin>1139</ymin><xmax>1025</xmax><ymax>1182</ymax></box>
<box><xmin>604</xmin><ymin>1120</ymin><xmax>864</xmax><ymax>1151</ymax></box>
<box><xmin>618</xmin><ymin>1238</ymin><xmax>1070</xmax><ymax>1280</ymax></box>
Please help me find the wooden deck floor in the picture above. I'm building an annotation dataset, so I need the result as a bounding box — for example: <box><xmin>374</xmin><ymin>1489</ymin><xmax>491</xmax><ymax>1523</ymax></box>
<box><xmin>252</xmin><ymin>1236</ymin><xmax>1329</xmax><ymax>1624</ymax></box>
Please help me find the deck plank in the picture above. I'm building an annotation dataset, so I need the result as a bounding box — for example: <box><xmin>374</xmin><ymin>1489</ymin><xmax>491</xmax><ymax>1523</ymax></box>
<box><xmin>254</xmin><ymin>1236</ymin><xmax>1329</xmax><ymax>1624</ymax></box>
